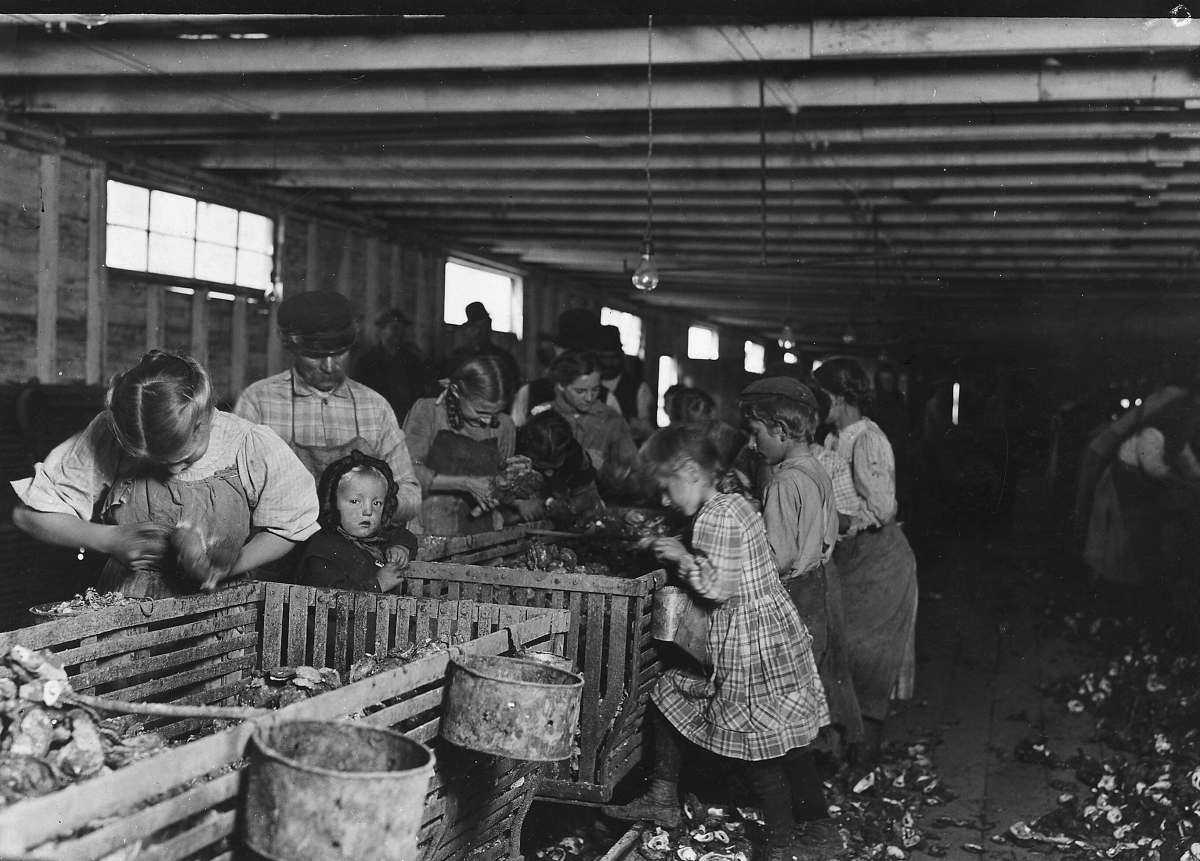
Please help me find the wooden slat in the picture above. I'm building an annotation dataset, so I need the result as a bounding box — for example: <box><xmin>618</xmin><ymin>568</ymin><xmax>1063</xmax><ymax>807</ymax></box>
<box><xmin>352</xmin><ymin>591</ymin><xmax>373</xmax><ymax>662</ymax></box>
<box><xmin>51</xmin><ymin>770</ymin><xmax>241</xmax><ymax>861</ymax></box>
<box><xmin>229</xmin><ymin>295</ymin><xmax>247</xmax><ymax>397</ymax></box>
<box><xmin>52</xmin><ymin>609</ymin><xmax>257</xmax><ymax>668</ymax></box>
<box><xmin>577</xmin><ymin>592</ymin><xmax>606</xmax><ymax>782</ymax></box>
<box><xmin>375</xmin><ymin>592</ymin><xmax>391</xmax><ymax>655</ymax></box>
<box><xmin>115</xmin><ymin>654</ymin><xmax>257</xmax><ymax>702</ymax></box>
<box><xmin>286</xmin><ymin>583</ymin><xmax>310</xmax><ymax>665</ymax></box>
<box><xmin>71</xmin><ymin>633</ymin><xmax>258</xmax><ymax>691</ymax></box>
<box><xmin>85</xmin><ymin>164</ymin><xmax>107</xmax><ymax>385</ymax></box>
<box><xmin>403</xmin><ymin>561</ymin><xmax>653</xmax><ymax>597</ymax></box>
<box><xmin>311</xmin><ymin>587</ymin><xmax>333</xmax><ymax>668</ymax></box>
<box><xmin>260</xmin><ymin>583</ymin><xmax>284</xmax><ymax>670</ymax></box>
<box><xmin>36</xmin><ymin>153</ymin><xmax>60</xmax><ymax>383</ymax></box>
<box><xmin>332</xmin><ymin>590</ymin><xmax>351</xmax><ymax>673</ymax></box>
<box><xmin>132</xmin><ymin>807</ymin><xmax>235</xmax><ymax>861</ymax></box>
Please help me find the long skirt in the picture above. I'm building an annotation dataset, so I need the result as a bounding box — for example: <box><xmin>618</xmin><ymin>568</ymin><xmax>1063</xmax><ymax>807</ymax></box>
<box><xmin>833</xmin><ymin>523</ymin><xmax>918</xmax><ymax>721</ymax></box>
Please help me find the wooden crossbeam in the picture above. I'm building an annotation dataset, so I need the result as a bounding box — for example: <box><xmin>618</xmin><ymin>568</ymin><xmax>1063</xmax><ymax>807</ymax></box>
<box><xmin>4</xmin><ymin>19</ymin><xmax>1195</xmax><ymax>78</ymax></box>
<box><xmin>187</xmin><ymin>142</ymin><xmax>1200</xmax><ymax>171</ymax></box>
<box><xmin>10</xmin><ymin>61</ymin><xmax>1200</xmax><ymax>115</ymax></box>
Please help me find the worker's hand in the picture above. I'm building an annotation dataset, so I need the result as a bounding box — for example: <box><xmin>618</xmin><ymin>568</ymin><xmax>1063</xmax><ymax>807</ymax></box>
<box><xmin>106</xmin><ymin>522</ymin><xmax>171</xmax><ymax>571</ymax></box>
<box><xmin>648</xmin><ymin>536</ymin><xmax>689</xmax><ymax>567</ymax></box>
<box><xmin>457</xmin><ymin>476</ymin><xmax>498</xmax><ymax>511</ymax></box>
<box><xmin>514</xmin><ymin>498</ymin><xmax>547</xmax><ymax>522</ymax></box>
<box><xmin>385</xmin><ymin>545</ymin><xmax>411</xmax><ymax>569</ymax></box>
<box><xmin>376</xmin><ymin>562</ymin><xmax>406</xmax><ymax>593</ymax></box>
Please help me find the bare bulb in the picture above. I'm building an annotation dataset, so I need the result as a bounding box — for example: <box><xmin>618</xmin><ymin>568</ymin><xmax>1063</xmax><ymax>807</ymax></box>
<box><xmin>777</xmin><ymin>321</ymin><xmax>796</xmax><ymax>350</ymax></box>
<box><xmin>632</xmin><ymin>239</ymin><xmax>659</xmax><ymax>291</ymax></box>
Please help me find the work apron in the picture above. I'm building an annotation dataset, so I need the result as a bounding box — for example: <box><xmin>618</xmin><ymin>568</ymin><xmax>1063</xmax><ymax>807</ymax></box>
<box><xmin>256</xmin><ymin>377</ymin><xmax>380</xmax><ymax>583</ymax></box>
<box><xmin>833</xmin><ymin>521</ymin><xmax>919</xmax><ymax>721</ymax></box>
<box><xmin>420</xmin><ymin>430</ymin><xmax>502</xmax><ymax>536</ymax></box>
<box><xmin>97</xmin><ymin>463</ymin><xmax>252</xmax><ymax>599</ymax></box>
<box><xmin>289</xmin><ymin>375</ymin><xmax>378</xmax><ymax>482</ymax></box>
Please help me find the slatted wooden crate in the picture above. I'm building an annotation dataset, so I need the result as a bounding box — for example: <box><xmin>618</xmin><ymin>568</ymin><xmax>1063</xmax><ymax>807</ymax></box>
<box><xmin>0</xmin><ymin>582</ymin><xmax>570</xmax><ymax>861</ymax></box>
<box><xmin>416</xmin><ymin>523</ymin><xmax>545</xmax><ymax>565</ymax></box>
<box><xmin>398</xmin><ymin>559</ymin><xmax>666</xmax><ymax>804</ymax></box>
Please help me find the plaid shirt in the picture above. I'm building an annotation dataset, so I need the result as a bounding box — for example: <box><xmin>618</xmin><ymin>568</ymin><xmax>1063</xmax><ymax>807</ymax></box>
<box><xmin>653</xmin><ymin>493</ymin><xmax>829</xmax><ymax>760</ymax></box>
<box><xmin>234</xmin><ymin>370</ymin><xmax>421</xmax><ymax>522</ymax></box>
<box><xmin>811</xmin><ymin>443</ymin><xmax>862</xmax><ymax>522</ymax></box>
<box><xmin>823</xmin><ymin>418</ymin><xmax>897</xmax><ymax>530</ymax></box>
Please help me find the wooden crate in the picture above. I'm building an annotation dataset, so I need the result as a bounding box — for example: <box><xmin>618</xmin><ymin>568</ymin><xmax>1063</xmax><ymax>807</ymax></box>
<box><xmin>0</xmin><ymin>582</ymin><xmax>571</xmax><ymax>861</ymax></box>
<box><xmin>399</xmin><ymin>559</ymin><xmax>666</xmax><ymax>804</ymax></box>
<box><xmin>416</xmin><ymin>523</ymin><xmax>547</xmax><ymax>565</ymax></box>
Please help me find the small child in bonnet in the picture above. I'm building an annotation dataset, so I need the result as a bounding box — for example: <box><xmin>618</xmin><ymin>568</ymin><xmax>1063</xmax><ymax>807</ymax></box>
<box><xmin>298</xmin><ymin>449</ymin><xmax>418</xmax><ymax>593</ymax></box>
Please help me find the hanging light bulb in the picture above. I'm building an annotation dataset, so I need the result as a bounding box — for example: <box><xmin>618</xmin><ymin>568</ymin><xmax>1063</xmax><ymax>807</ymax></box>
<box><xmin>632</xmin><ymin>239</ymin><xmax>659</xmax><ymax>291</ymax></box>
<box><xmin>842</xmin><ymin>324</ymin><xmax>857</xmax><ymax>345</ymax></box>
<box><xmin>778</xmin><ymin>319</ymin><xmax>796</xmax><ymax>350</ymax></box>
<box><xmin>631</xmin><ymin>16</ymin><xmax>659</xmax><ymax>292</ymax></box>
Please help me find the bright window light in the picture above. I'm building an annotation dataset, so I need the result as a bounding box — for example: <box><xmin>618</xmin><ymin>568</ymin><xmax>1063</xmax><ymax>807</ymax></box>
<box><xmin>657</xmin><ymin>355</ymin><xmax>679</xmax><ymax>427</ymax></box>
<box><xmin>744</xmin><ymin>341</ymin><xmax>765</xmax><ymax>375</ymax></box>
<box><xmin>601</xmin><ymin>307</ymin><xmax>645</xmax><ymax>357</ymax></box>
<box><xmin>106</xmin><ymin>180</ymin><xmax>274</xmax><ymax>292</ymax></box>
<box><xmin>952</xmin><ymin>382</ymin><xmax>961</xmax><ymax>426</ymax></box>
<box><xmin>783</xmin><ymin>352</ymin><xmax>798</xmax><ymax>365</ymax></box>
<box><xmin>687</xmin><ymin>325</ymin><xmax>719</xmax><ymax>361</ymax></box>
<box><xmin>1120</xmin><ymin>398</ymin><xmax>1131</xmax><ymax>409</ymax></box>
<box><xmin>443</xmin><ymin>260</ymin><xmax>522</xmax><ymax>336</ymax></box>
<box><xmin>1135</xmin><ymin>398</ymin><xmax>1142</xmax><ymax>406</ymax></box>
<box><xmin>811</xmin><ymin>358</ymin><xmax>823</xmax><ymax>372</ymax></box>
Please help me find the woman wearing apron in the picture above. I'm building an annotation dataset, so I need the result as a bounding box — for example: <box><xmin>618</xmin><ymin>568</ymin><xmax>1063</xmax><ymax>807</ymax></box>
<box><xmin>813</xmin><ymin>357</ymin><xmax>919</xmax><ymax>766</ymax></box>
<box><xmin>11</xmin><ymin>351</ymin><xmax>319</xmax><ymax>598</ymax></box>
<box><xmin>403</xmin><ymin>354</ymin><xmax>517</xmax><ymax>535</ymax></box>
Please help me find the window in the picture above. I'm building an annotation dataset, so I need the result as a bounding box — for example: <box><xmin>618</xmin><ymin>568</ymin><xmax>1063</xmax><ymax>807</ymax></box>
<box><xmin>443</xmin><ymin>260</ymin><xmax>522</xmax><ymax>336</ymax></box>
<box><xmin>657</xmin><ymin>355</ymin><xmax>679</xmax><ymax>427</ymax></box>
<box><xmin>744</xmin><ymin>341</ymin><xmax>765</xmax><ymax>375</ymax></box>
<box><xmin>106</xmin><ymin>181</ymin><xmax>274</xmax><ymax>292</ymax></box>
<box><xmin>784</xmin><ymin>352</ymin><xmax>798</xmax><ymax>365</ymax></box>
<box><xmin>687</xmin><ymin>325</ymin><xmax>719</xmax><ymax>361</ymax></box>
<box><xmin>601</xmin><ymin>308</ymin><xmax>644</xmax><ymax>357</ymax></box>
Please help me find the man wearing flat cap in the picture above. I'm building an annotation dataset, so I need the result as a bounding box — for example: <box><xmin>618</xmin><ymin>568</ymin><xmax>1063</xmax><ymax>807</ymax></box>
<box><xmin>235</xmin><ymin>290</ymin><xmax>421</xmax><ymax>523</ymax></box>
<box><xmin>439</xmin><ymin>301</ymin><xmax>521</xmax><ymax>390</ymax></box>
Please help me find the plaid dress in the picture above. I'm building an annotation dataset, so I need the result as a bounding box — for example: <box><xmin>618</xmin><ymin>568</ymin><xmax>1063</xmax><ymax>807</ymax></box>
<box><xmin>652</xmin><ymin>493</ymin><xmax>830</xmax><ymax>761</ymax></box>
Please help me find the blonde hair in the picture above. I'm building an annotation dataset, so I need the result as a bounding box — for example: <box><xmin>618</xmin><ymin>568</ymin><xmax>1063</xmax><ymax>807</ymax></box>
<box><xmin>105</xmin><ymin>350</ymin><xmax>214</xmax><ymax>461</ymax></box>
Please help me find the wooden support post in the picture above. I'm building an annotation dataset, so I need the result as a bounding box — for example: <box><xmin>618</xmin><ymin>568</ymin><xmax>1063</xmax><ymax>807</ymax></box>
<box><xmin>412</xmin><ymin>248</ymin><xmax>435</xmax><ymax>357</ymax></box>
<box><xmin>145</xmin><ymin>285</ymin><xmax>163</xmax><ymax>351</ymax></box>
<box><xmin>231</xmin><ymin>295</ymin><xmax>248</xmax><ymax>397</ymax></box>
<box><xmin>364</xmin><ymin>236</ymin><xmax>380</xmax><ymax>342</ymax></box>
<box><xmin>389</xmin><ymin>244</ymin><xmax>402</xmax><ymax>311</ymax></box>
<box><xmin>36</xmin><ymin>154</ymin><xmax>61</xmax><ymax>384</ymax></box>
<box><xmin>86</xmin><ymin>165</ymin><xmax>107</xmax><ymax>385</ymax></box>
<box><xmin>268</xmin><ymin>214</ymin><xmax>286</xmax><ymax>375</ymax></box>
<box><xmin>305</xmin><ymin>220</ymin><xmax>319</xmax><ymax>292</ymax></box>
<box><xmin>191</xmin><ymin>288</ymin><xmax>209</xmax><ymax>366</ymax></box>
<box><xmin>336</xmin><ymin>231</ymin><xmax>353</xmax><ymax>296</ymax></box>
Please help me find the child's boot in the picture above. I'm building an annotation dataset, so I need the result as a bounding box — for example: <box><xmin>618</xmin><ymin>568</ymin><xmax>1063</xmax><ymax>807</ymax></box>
<box><xmin>604</xmin><ymin>778</ymin><xmax>681</xmax><ymax>829</ymax></box>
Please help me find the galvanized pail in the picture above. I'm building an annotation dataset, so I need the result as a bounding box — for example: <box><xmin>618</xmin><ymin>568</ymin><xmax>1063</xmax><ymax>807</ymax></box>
<box><xmin>441</xmin><ymin>654</ymin><xmax>583</xmax><ymax>761</ymax></box>
<box><xmin>242</xmin><ymin>720</ymin><xmax>435</xmax><ymax>861</ymax></box>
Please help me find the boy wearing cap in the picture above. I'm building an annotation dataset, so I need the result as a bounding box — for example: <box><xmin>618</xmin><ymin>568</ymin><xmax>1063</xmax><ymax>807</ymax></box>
<box><xmin>235</xmin><ymin>290</ymin><xmax>421</xmax><ymax>524</ymax></box>
<box><xmin>740</xmin><ymin>377</ymin><xmax>859</xmax><ymax>854</ymax></box>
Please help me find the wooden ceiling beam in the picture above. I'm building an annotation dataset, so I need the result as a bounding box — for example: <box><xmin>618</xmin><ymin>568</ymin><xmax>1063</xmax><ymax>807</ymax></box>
<box><xmin>12</xmin><ymin>61</ymin><xmax>1200</xmax><ymax>115</ymax></box>
<box><xmin>128</xmin><ymin>117</ymin><xmax>1200</xmax><ymax>154</ymax></box>
<box><xmin>259</xmin><ymin>169</ymin><xmax>1198</xmax><ymax>192</ymax></box>
<box><xmin>6</xmin><ymin>19</ymin><xmax>1193</xmax><ymax>78</ymax></box>
<box><xmin>189</xmin><ymin>142</ymin><xmax>1200</xmax><ymax>171</ymax></box>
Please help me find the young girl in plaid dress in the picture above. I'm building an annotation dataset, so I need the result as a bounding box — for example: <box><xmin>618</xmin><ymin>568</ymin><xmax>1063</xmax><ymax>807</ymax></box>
<box><xmin>607</xmin><ymin>427</ymin><xmax>834</xmax><ymax>861</ymax></box>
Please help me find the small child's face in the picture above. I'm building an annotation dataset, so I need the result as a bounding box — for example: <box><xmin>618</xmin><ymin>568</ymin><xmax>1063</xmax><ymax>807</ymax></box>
<box><xmin>746</xmin><ymin>419</ymin><xmax>788</xmax><ymax>466</ymax></box>
<box><xmin>335</xmin><ymin>470</ymin><xmax>388</xmax><ymax>539</ymax></box>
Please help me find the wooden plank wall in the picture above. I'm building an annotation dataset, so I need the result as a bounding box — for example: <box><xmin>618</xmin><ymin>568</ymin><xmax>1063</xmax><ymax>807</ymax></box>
<box><xmin>0</xmin><ymin>132</ymin><xmax>674</xmax><ymax>423</ymax></box>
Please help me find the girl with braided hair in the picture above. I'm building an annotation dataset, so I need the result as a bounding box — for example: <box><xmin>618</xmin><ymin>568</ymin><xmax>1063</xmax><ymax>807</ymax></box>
<box><xmin>11</xmin><ymin>350</ymin><xmax>318</xmax><ymax>597</ymax></box>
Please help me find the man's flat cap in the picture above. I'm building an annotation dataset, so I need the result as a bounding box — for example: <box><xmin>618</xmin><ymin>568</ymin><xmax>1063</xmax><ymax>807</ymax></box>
<box><xmin>277</xmin><ymin>291</ymin><xmax>358</xmax><ymax>356</ymax></box>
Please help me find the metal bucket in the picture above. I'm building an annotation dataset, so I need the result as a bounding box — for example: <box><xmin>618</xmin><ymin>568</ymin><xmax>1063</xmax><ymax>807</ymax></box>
<box><xmin>651</xmin><ymin>586</ymin><xmax>690</xmax><ymax>641</ymax></box>
<box><xmin>242</xmin><ymin>719</ymin><xmax>435</xmax><ymax>861</ymax></box>
<box><xmin>441</xmin><ymin>654</ymin><xmax>583</xmax><ymax>761</ymax></box>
